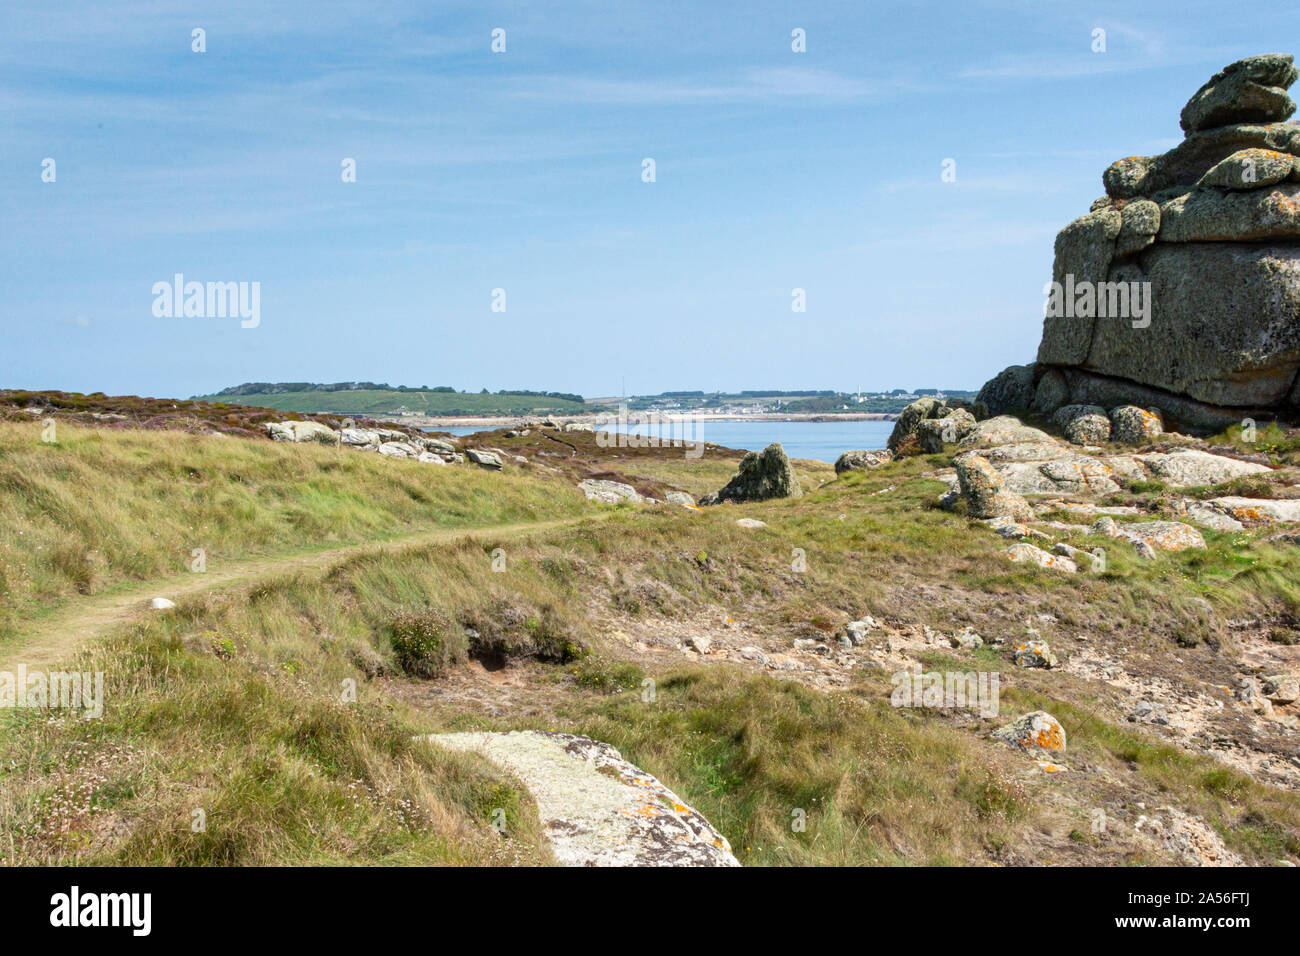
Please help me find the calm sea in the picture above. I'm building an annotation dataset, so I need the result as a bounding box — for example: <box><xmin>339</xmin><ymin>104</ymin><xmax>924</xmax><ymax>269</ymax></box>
<box><xmin>432</xmin><ymin>420</ymin><xmax>894</xmax><ymax>463</ymax></box>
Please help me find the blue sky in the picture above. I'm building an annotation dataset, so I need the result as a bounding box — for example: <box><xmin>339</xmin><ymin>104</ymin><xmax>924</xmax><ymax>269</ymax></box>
<box><xmin>2</xmin><ymin>1</ymin><xmax>1296</xmax><ymax>399</ymax></box>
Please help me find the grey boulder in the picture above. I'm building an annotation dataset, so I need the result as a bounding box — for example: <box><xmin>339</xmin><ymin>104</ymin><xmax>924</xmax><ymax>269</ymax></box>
<box><xmin>703</xmin><ymin>443</ymin><xmax>803</xmax><ymax>504</ymax></box>
<box><xmin>1196</xmin><ymin>148</ymin><xmax>1297</xmax><ymax>189</ymax></box>
<box><xmin>917</xmin><ymin>408</ymin><xmax>977</xmax><ymax>453</ymax></box>
<box><xmin>834</xmin><ymin>448</ymin><xmax>893</xmax><ymax>474</ymax></box>
<box><xmin>1180</xmin><ymin>53</ymin><xmax>1298</xmax><ymax>134</ymax></box>
<box><xmin>1053</xmin><ymin>404</ymin><xmax>1111</xmax><ymax>445</ymax></box>
<box><xmin>975</xmin><ymin>363</ymin><xmax>1037</xmax><ymax>416</ymax></box>
<box><xmin>466</xmin><ymin>449</ymin><xmax>503</xmax><ymax>469</ymax></box>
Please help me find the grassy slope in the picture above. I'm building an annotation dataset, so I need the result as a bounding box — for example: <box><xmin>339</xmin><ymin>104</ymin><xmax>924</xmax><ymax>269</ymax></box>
<box><xmin>3</xmin><ymin>425</ymin><xmax>1300</xmax><ymax>865</ymax></box>
<box><xmin>0</xmin><ymin>421</ymin><xmax>592</xmax><ymax>645</ymax></box>
<box><xmin>192</xmin><ymin>389</ymin><xmax>591</xmax><ymax>417</ymax></box>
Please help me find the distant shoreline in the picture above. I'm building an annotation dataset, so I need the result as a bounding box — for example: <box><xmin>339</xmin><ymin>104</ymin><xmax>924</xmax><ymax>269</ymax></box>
<box><xmin>411</xmin><ymin>411</ymin><xmax>899</xmax><ymax>429</ymax></box>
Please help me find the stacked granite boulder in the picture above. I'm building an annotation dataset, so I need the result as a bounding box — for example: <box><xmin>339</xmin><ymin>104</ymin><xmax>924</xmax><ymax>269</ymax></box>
<box><xmin>980</xmin><ymin>54</ymin><xmax>1300</xmax><ymax>431</ymax></box>
<box><xmin>885</xmin><ymin>397</ymin><xmax>979</xmax><ymax>453</ymax></box>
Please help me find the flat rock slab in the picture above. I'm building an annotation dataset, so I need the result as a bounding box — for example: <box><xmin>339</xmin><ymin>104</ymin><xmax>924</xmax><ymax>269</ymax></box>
<box><xmin>1113</xmin><ymin>520</ymin><xmax>1207</xmax><ymax>556</ymax></box>
<box><xmin>953</xmin><ymin>443</ymin><xmax>1270</xmax><ymax>497</ymax></box>
<box><xmin>1209</xmin><ymin>496</ymin><xmax>1300</xmax><ymax>523</ymax></box>
<box><xmin>428</xmin><ymin>730</ymin><xmax>740</xmax><ymax>867</ymax></box>
<box><xmin>1006</xmin><ymin>543</ymin><xmax>1078</xmax><ymax>572</ymax></box>
<box><xmin>577</xmin><ymin>478</ymin><xmax>643</xmax><ymax>504</ymax></box>
<box><xmin>1133</xmin><ymin>448</ymin><xmax>1271</xmax><ymax>486</ymax></box>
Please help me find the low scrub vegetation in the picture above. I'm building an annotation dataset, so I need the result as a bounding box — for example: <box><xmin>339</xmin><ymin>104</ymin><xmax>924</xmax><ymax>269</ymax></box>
<box><xmin>389</xmin><ymin>609</ymin><xmax>463</xmax><ymax>677</ymax></box>
<box><xmin>0</xmin><ymin>421</ymin><xmax>591</xmax><ymax>644</ymax></box>
<box><xmin>3</xmin><ymin>421</ymin><xmax>1300</xmax><ymax>865</ymax></box>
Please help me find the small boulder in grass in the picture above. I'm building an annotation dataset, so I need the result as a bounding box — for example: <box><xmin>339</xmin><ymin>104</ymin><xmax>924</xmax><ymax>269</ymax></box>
<box><xmin>418</xmin><ymin>436</ymin><xmax>458</xmax><ymax>456</ymax></box>
<box><xmin>266</xmin><ymin>420</ymin><xmax>339</xmax><ymax>445</ymax></box>
<box><xmin>577</xmin><ymin>479</ymin><xmax>642</xmax><ymax>504</ymax></box>
<box><xmin>340</xmin><ymin>427</ymin><xmax>381</xmax><ymax>448</ymax></box>
<box><xmin>834</xmin><ymin>449</ymin><xmax>893</xmax><ymax>475</ymax></box>
<box><xmin>150</xmin><ymin>597</ymin><xmax>176</xmax><ymax>610</ymax></box>
<box><xmin>705</xmin><ymin>443</ymin><xmax>802</xmax><ymax>504</ymax></box>
<box><xmin>1116</xmin><ymin>520</ymin><xmax>1207</xmax><ymax>557</ymax></box>
<box><xmin>1013</xmin><ymin>639</ymin><xmax>1058</xmax><ymax>668</ymax></box>
<box><xmin>1005</xmin><ymin>543</ymin><xmax>1078</xmax><ymax>573</ymax></box>
<box><xmin>466</xmin><ymin>448</ymin><xmax>503</xmax><ymax>470</ymax></box>
<box><xmin>993</xmin><ymin>711</ymin><xmax>1067</xmax><ymax>754</ymax></box>
<box><xmin>378</xmin><ymin>441</ymin><xmax>417</xmax><ymax>459</ymax></box>
<box><xmin>1092</xmin><ymin>516</ymin><xmax>1121</xmax><ymax>537</ymax></box>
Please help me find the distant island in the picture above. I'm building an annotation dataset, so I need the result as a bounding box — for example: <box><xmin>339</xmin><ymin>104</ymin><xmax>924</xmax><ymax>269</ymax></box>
<box><xmin>194</xmin><ymin>382</ymin><xmax>978</xmax><ymax>423</ymax></box>
<box><xmin>195</xmin><ymin>382</ymin><xmax>589</xmax><ymax>418</ymax></box>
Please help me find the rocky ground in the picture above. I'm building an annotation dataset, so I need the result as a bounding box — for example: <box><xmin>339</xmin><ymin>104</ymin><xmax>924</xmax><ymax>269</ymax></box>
<box><xmin>5</xmin><ymin>384</ymin><xmax>1300</xmax><ymax>866</ymax></box>
<box><xmin>369</xmin><ymin>400</ymin><xmax>1300</xmax><ymax>865</ymax></box>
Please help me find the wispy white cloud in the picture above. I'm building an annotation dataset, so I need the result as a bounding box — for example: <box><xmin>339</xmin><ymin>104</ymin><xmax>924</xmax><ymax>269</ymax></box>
<box><xmin>508</xmin><ymin>67</ymin><xmax>882</xmax><ymax>105</ymax></box>
<box><xmin>956</xmin><ymin>22</ymin><xmax>1229</xmax><ymax>81</ymax></box>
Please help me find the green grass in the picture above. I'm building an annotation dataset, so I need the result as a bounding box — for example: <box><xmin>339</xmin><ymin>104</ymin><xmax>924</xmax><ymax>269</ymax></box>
<box><xmin>4</xmin><ymin>422</ymin><xmax>1300</xmax><ymax>866</ymax></box>
<box><xmin>0</xmin><ymin>634</ymin><xmax>552</xmax><ymax>865</ymax></box>
<box><xmin>0</xmin><ymin>531</ymin><xmax>602</xmax><ymax>864</ymax></box>
<box><xmin>560</xmin><ymin>668</ymin><xmax>1030</xmax><ymax>865</ymax></box>
<box><xmin>0</xmin><ymin>528</ymin><xmax>1027</xmax><ymax>866</ymax></box>
<box><xmin>5</xmin><ymin>472</ymin><xmax>1297</xmax><ymax>865</ymax></box>
<box><xmin>1208</xmin><ymin>421</ymin><xmax>1300</xmax><ymax>465</ymax></box>
<box><xmin>193</xmin><ymin>389</ymin><xmax>591</xmax><ymax>417</ymax></box>
<box><xmin>0</xmin><ymin>421</ymin><xmax>592</xmax><ymax>644</ymax></box>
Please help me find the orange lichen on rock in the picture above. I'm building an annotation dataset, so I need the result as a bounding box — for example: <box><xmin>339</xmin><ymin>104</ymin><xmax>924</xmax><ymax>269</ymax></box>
<box><xmin>993</xmin><ymin>711</ymin><xmax>1067</xmax><ymax>755</ymax></box>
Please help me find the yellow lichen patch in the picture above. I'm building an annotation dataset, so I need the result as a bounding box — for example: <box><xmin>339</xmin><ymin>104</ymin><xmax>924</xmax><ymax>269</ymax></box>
<box><xmin>1032</xmin><ymin>725</ymin><xmax>1065</xmax><ymax>751</ymax></box>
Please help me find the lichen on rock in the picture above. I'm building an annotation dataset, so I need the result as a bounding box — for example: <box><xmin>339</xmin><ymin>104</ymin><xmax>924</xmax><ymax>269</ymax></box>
<box><xmin>701</xmin><ymin>442</ymin><xmax>802</xmax><ymax>504</ymax></box>
<box><xmin>981</xmin><ymin>53</ymin><xmax>1300</xmax><ymax>432</ymax></box>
